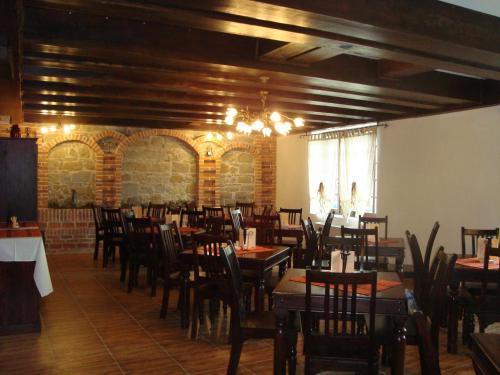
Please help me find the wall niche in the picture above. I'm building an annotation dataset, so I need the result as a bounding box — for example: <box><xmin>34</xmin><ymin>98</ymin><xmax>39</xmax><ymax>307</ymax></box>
<box><xmin>220</xmin><ymin>149</ymin><xmax>255</xmax><ymax>205</ymax></box>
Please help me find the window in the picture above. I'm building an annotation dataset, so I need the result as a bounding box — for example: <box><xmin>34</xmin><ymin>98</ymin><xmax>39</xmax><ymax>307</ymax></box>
<box><xmin>309</xmin><ymin>129</ymin><xmax>377</xmax><ymax>219</ymax></box>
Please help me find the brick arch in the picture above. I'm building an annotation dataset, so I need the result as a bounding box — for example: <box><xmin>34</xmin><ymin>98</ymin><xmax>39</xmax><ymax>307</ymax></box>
<box><xmin>115</xmin><ymin>129</ymin><xmax>198</xmax><ymax>157</ymax></box>
<box><xmin>92</xmin><ymin>130</ymin><xmax>127</xmax><ymax>152</ymax></box>
<box><xmin>113</xmin><ymin>129</ymin><xmax>200</xmax><ymax>207</ymax></box>
<box><xmin>215</xmin><ymin>142</ymin><xmax>258</xmax><ymax>159</ymax></box>
<box><xmin>38</xmin><ymin>134</ymin><xmax>105</xmax><ymax>208</ymax></box>
<box><xmin>191</xmin><ymin>136</ymin><xmax>225</xmax><ymax>155</ymax></box>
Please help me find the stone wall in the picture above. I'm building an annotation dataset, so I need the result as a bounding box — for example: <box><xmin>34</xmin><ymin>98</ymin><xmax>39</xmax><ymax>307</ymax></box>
<box><xmin>220</xmin><ymin>150</ymin><xmax>255</xmax><ymax>205</ymax></box>
<box><xmin>121</xmin><ymin>136</ymin><xmax>197</xmax><ymax>205</ymax></box>
<box><xmin>48</xmin><ymin>141</ymin><xmax>96</xmax><ymax>207</ymax></box>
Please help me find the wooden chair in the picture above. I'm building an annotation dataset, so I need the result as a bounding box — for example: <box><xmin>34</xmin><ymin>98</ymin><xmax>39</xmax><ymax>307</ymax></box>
<box><xmin>341</xmin><ymin>226</ymin><xmax>379</xmax><ymax>271</ymax></box>
<box><xmin>279</xmin><ymin>207</ymin><xmax>302</xmax><ymax>226</ymax></box>
<box><xmin>304</xmin><ymin>269</ymin><xmax>379</xmax><ymax>375</ymax></box>
<box><xmin>462</xmin><ymin>243</ymin><xmax>500</xmax><ymax>344</ymax></box>
<box><xmin>461</xmin><ymin>227</ymin><xmax>499</xmax><ymax>257</ymax></box>
<box><xmin>301</xmin><ymin>217</ymin><xmax>321</xmax><ymax>269</ymax></box>
<box><xmin>219</xmin><ymin>242</ymin><xmax>297</xmax><ymax>375</ymax></box>
<box><xmin>407</xmin><ymin>230</ymin><xmax>426</xmax><ymax>308</ymax></box>
<box><xmin>146</xmin><ymin>202</ymin><xmax>167</xmax><ymax>220</ymax></box>
<box><xmin>229</xmin><ymin>208</ymin><xmax>245</xmax><ymax>242</ymax></box>
<box><xmin>412</xmin><ymin>309</ymin><xmax>442</xmax><ymax>375</ymax></box>
<box><xmin>253</xmin><ymin>213</ymin><xmax>280</xmax><ymax>246</ymax></box>
<box><xmin>318</xmin><ymin>210</ymin><xmax>335</xmax><ymax>256</ymax></box>
<box><xmin>235</xmin><ymin>202</ymin><xmax>255</xmax><ymax>218</ymax></box>
<box><xmin>179</xmin><ymin>208</ymin><xmax>203</xmax><ymax>228</ymax></box>
<box><xmin>101</xmin><ymin>208</ymin><xmax>127</xmax><ymax>278</ymax></box>
<box><xmin>124</xmin><ymin>217</ymin><xmax>158</xmax><ymax>296</ymax></box>
<box><xmin>424</xmin><ymin>221</ymin><xmax>440</xmax><ymax>272</ymax></box>
<box><xmin>157</xmin><ymin>223</ymin><xmax>183</xmax><ymax>318</ymax></box>
<box><xmin>91</xmin><ymin>204</ymin><xmax>105</xmax><ymax>261</ymax></box>
<box><xmin>205</xmin><ymin>216</ymin><xmax>226</xmax><ymax>236</ymax></box>
<box><xmin>359</xmin><ymin>215</ymin><xmax>388</xmax><ymax>239</ymax></box>
<box><xmin>323</xmin><ymin>236</ymin><xmax>363</xmax><ymax>271</ymax></box>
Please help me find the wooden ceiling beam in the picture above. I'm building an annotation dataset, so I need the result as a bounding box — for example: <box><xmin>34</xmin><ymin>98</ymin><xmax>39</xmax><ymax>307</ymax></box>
<box><xmin>23</xmin><ymin>0</ymin><xmax>500</xmax><ymax>80</ymax></box>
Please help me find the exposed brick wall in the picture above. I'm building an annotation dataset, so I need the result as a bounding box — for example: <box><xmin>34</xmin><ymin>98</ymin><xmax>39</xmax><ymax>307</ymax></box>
<box><xmin>16</xmin><ymin>125</ymin><xmax>278</xmax><ymax>253</ymax></box>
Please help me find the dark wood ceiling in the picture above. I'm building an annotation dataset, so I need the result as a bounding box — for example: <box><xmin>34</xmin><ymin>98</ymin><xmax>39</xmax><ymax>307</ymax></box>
<box><xmin>8</xmin><ymin>0</ymin><xmax>500</xmax><ymax>132</ymax></box>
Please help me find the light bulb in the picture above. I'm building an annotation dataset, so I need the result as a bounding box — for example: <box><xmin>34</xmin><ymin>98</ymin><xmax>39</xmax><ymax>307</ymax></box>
<box><xmin>206</xmin><ymin>132</ymin><xmax>213</xmax><ymax>140</ymax></box>
<box><xmin>293</xmin><ymin>117</ymin><xmax>304</xmax><ymax>127</ymax></box>
<box><xmin>41</xmin><ymin>127</ymin><xmax>48</xmax><ymax>134</ymax></box>
<box><xmin>284</xmin><ymin>121</ymin><xmax>292</xmax><ymax>132</ymax></box>
<box><xmin>49</xmin><ymin>125</ymin><xmax>56</xmax><ymax>132</ymax></box>
<box><xmin>262</xmin><ymin>127</ymin><xmax>272</xmax><ymax>137</ymax></box>
<box><xmin>270</xmin><ymin>111</ymin><xmax>281</xmax><ymax>122</ymax></box>
<box><xmin>63</xmin><ymin>125</ymin><xmax>71</xmax><ymax>134</ymax></box>
<box><xmin>226</xmin><ymin>131</ymin><xmax>233</xmax><ymax>140</ymax></box>
<box><xmin>69</xmin><ymin>124</ymin><xmax>76</xmax><ymax>130</ymax></box>
<box><xmin>236</xmin><ymin>121</ymin><xmax>247</xmax><ymax>132</ymax></box>
<box><xmin>216</xmin><ymin>132</ymin><xmax>223</xmax><ymax>140</ymax></box>
<box><xmin>224</xmin><ymin>115</ymin><xmax>234</xmax><ymax>125</ymax></box>
<box><xmin>251</xmin><ymin>119</ymin><xmax>264</xmax><ymax>131</ymax></box>
<box><xmin>226</xmin><ymin>108</ymin><xmax>237</xmax><ymax>117</ymax></box>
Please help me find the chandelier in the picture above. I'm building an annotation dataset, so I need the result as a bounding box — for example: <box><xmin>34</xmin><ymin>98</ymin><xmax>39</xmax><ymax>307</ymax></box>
<box><xmin>224</xmin><ymin>88</ymin><xmax>304</xmax><ymax>137</ymax></box>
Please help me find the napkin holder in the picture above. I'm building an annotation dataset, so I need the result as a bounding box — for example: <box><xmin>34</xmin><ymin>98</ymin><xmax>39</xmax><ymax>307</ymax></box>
<box><xmin>331</xmin><ymin>249</ymin><xmax>355</xmax><ymax>273</ymax></box>
<box><xmin>477</xmin><ymin>237</ymin><xmax>488</xmax><ymax>260</ymax></box>
<box><xmin>244</xmin><ymin>228</ymin><xmax>256</xmax><ymax>249</ymax></box>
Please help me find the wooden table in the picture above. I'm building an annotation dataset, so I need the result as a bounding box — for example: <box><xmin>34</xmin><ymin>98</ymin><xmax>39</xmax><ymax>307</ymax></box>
<box><xmin>178</xmin><ymin>245</ymin><xmax>291</xmax><ymax>328</ymax></box>
<box><xmin>471</xmin><ymin>333</ymin><xmax>500</xmax><ymax>375</ymax></box>
<box><xmin>0</xmin><ymin>222</ymin><xmax>53</xmax><ymax>334</ymax></box>
<box><xmin>447</xmin><ymin>258</ymin><xmax>499</xmax><ymax>353</ymax></box>
<box><xmin>272</xmin><ymin>268</ymin><xmax>408</xmax><ymax>375</ymax></box>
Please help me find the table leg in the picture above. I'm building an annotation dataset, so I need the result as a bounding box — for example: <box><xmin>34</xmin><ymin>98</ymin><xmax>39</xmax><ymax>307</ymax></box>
<box><xmin>274</xmin><ymin>309</ymin><xmax>288</xmax><ymax>375</ymax></box>
<box><xmin>180</xmin><ymin>268</ymin><xmax>190</xmax><ymax>329</ymax></box>
<box><xmin>447</xmin><ymin>283</ymin><xmax>459</xmax><ymax>353</ymax></box>
<box><xmin>395</xmin><ymin>253</ymin><xmax>404</xmax><ymax>274</ymax></box>
<box><xmin>391</xmin><ymin>316</ymin><xmax>407</xmax><ymax>375</ymax></box>
<box><xmin>255</xmin><ymin>275</ymin><xmax>266</xmax><ymax>313</ymax></box>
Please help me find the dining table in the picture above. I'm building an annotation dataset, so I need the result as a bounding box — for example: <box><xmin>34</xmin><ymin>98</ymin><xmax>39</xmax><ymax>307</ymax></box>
<box><xmin>0</xmin><ymin>222</ymin><xmax>53</xmax><ymax>334</ymax></box>
<box><xmin>470</xmin><ymin>333</ymin><xmax>500</xmax><ymax>375</ymax></box>
<box><xmin>272</xmin><ymin>268</ymin><xmax>408</xmax><ymax>375</ymax></box>
<box><xmin>177</xmin><ymin>245</ymin><xmax>291</xmax><ymax>328</ymax></box>
<box><xmin>447</xmin><ymin>256</ymin><xmax>499</xmax><ymax>353</ymax></box>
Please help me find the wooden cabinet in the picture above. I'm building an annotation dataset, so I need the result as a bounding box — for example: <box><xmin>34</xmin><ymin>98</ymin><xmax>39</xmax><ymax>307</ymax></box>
<box><xmin>0</xmin><ymin>138</ymin><xmax>38</xmax><ymax>222</ymax></box>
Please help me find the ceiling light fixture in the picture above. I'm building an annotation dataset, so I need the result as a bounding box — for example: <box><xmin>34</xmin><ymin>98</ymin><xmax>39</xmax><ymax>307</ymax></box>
<box><xmin>224</xmin><ymin>77</ymin><xmax>304</xmax><ymax>137</ymax></box>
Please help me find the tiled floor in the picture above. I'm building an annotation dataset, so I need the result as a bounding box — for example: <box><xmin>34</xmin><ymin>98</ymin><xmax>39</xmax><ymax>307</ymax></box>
<box><xmin>0</xmin><ymin>253</ymin><xmax>478</xmax><ymax>374</ymax></box>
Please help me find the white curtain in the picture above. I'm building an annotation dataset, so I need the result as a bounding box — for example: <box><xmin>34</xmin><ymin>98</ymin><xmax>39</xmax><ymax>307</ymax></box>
<box><xmin>339</xmin><ymin>132</ymin><xmax>376</xmax><ymax>216</ymax></box>
<box><xmin>308</xmin><ymin>140</ymin><xmax>338</xmax><ymax>220</ymax></box>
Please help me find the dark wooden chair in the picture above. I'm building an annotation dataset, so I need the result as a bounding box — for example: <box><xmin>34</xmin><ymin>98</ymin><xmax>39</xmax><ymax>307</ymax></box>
<box><xmin>179</xmin><ymin>208</ymin><xmax>204</xmax><ymax>228</ymax></box>
<box><xmin>101</xmin><ymin>208</ymin><xmax>127</xmax><ymax>278</ymax></box>
<box><xmin>91</xmin><ymin>204</ymin><xmax>105</xmax><ymax>261</ymax></box>
<box><xmin>229</xmin><ymin>208</ymin><xmax>245</xmax><ymax>242</ymax></box>
<box><xmin>301</xmin><ymin>217</ymin><xmax>321</xmax><ymax>269</ymax></box>
<box><xmin>318</xmin><ymin>210</ymin><xmax>335</xmax><ymax>256</ymax></box>
<box><xmin>341</xmin><ymin>226</ymin><xmax>379</xmax><ymax>271</ymax></box>
<box><xmin>157</xmin><ymin>223</ymin><xmax>184</xmax><ymax>318</ymax></box>
<box><xmin>304</xmin><ymin>269</ymin><xmax>379</xmax><ymax>375</ymax></box>
<box><xmin>184</xmin><ymin>201</ymin><xmax>197</xmax><ymax>211</ymax></box>
<box><xmin>359</xmin><ymin>215</ymin><xmax>388</xmax><ymax>239</ymax></box>
<box><xmin>412</xmin><ymin>309</ymin><xmax>442</xmax><ymax>375</ymax></box>
<box><xmin>323</xmin><ymin>236</ymin><xmax>363</xmax><ymax>271</ymax></box>
<box><xmin>462</xmin><ymin>243</ymin><xmax>500</xmax><ymax>344</ymax></box>
<box><xmin>124</xmin><ymin>217</ymin><xmax>158</xmax><ymax>296</ymax></box>
<box><xmin>461</xmin><ymin>227</ymin><xmax>499</xmax><ymax>257</ymax></box>
<box><xmin>279</xmin><ymin>207</ymin><xmax>302</xmax><ymax>226</ymax></box>
<box><xmin>205</xmin><ymin>215</ymin><xmax>226</xmax><ymax>236</ymax></box>
<box><xmin>146</xmin><ymin>202</ymin><xmax>167</xmax><ymax>220</ymax></box>
<box><xmin>407</xmin><ymin>230</ymin><xmax>426</xmax><ymax>308</ymax></box>
<box><xmin>235</xmin><ymin>202</ymin><xmax>255</xmax><ymax>219</ymax></box>
<box><xmin>424</xmin><ymin>221</ymin><xmax>440</xmax><ymax>272</ymax></box>
<box><xmin>219</xmin><ymin>242</ymin><xmax>297</xmax><ymax>375</ymax></box>
<box><xmin>203</xmin><ymin>205</ymin><xmax>225</xmax><ymax>219</ymax></box>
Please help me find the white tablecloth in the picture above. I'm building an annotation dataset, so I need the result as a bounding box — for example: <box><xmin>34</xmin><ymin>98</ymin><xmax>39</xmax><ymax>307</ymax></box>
<box><xmin>0</xmin><ymin>236</ymin><xmax>53</xmax><ymax>297</ymax></box>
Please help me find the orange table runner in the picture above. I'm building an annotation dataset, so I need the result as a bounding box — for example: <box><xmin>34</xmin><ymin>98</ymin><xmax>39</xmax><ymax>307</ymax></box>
<box><xmin>289</xmin><ymin>275</ymin><xmax>402</xmax><ymax>296</ymax></box>
<box><xmin>179</xmin><ymin>226</ymin><xmax>202</xmax><ymax>234</ymax></box>
<box><xmin>368</xmin><ymin>238</ymin><xmax>400</xmax><ymax>246</ymax></box>
<box><xmin>235</xmin><ymin>246</ymin><xmax>274</xmax><ymax>255</ymax></box>
<box><xmin>456</xmin><ymin>257</ymin><xmax>499</xmax><ymax>270</ymax></box>
<box><xmin>0</xmin><ymin>223</ymin><xmax>41</xmax><ymax>239</ymax></box>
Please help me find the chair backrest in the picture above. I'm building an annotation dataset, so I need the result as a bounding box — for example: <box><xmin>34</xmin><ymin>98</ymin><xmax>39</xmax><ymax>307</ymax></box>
<box><xmin>157</xmin><ymin>223</ymin><xmax>178</xmax><ymax>276</ymax></box>
<box><xmin>481</xmin><ymin>243</ymin><xmax>500</xmax><ymax>299</ymax></box>
<box><xmin>179</xmin><ymin>208</ymin><xmax>203</xmax><ymax>228</ymax></box>
<box><xmin>102</xmin><ymin>208</ymin><xmax>125</xmax><ymax>236</ymax></box>
<box><xmin>203</xmin><ymin>206</ymin><xmax>225</xmax><ymax>218</ymax></box>
<box><xmin>278</xmin><ymin>207</ymin><xmax>302</xmax><ymax>225</ymax></box>
<box><xmin>424</xmin><ymin>221</ymin><xmax>440</xmax><ymax>272</ymax></box>
<box><xmin>407</xmin><ymin>230</ymin><xmax>425</xmax><ymax>307</ymax></box>
<box><xmin>319</xmin><ymin>210</ymin><xmax>335</xmax><ymax>254</ymax></box>
<box><xmin>413</xmin><ymin>310</ymin><xmax>442</xmax><ymax>375</ymax></box>
<box><xmin>229</xmin><ymin>209</ymin><xmax>245</xmax><ymax>242</ymax></box>
<box><xmin>341</xmin><ymin>226</ymin><xmax>378</xmax><ymax>270</ymax></box>
<box><xmin>146</xmin><ymin>202</ymin><xmax>167</xmax><ymax>219</ymax></box>
<box><xmin>301</xmin><ymin>217</ymin><xmax>320</xmax><ymax>269</ymax></box>
<box><xmin>92</xmin><ymin>204</ymin><xmax>104</xmax><ymax>230</ymax></box>
<box><xmin>219</xmin><ymin>241</ymin><xmax>245</xmax><ymax>323</ymax></box>
<box><xmin>235</xmin><ymin>202</ymin><xmax>255</xmax><ymax>218</ymax></box>
<box><xmin>192</xmin><ymin>233</ymin><xmax>227</xmax><ymax>283</ymax></box>
<box><xmin>124</xmin><ymin>217</ymin><xmax>155</xmax><ymax>254</ymax></box>
<box><xmin>304</xmin><ymin>269</ymin><xmax>378</xmax><ymax>366</ymax></box>
<box><xmin>254</xmin><ymin>213</ymin><xmax>280</xmax><ymax>245</ymax></box>
<box><xmin>171</xmin><ymin>220</ymin><xmax>184</xmax><ymax>252</ymax></box>
<box><xmin>359</xmin><ymin>215</ymin><xmax>388</xmax><ymax>239</ymax></box>
<box><xmin>205</xmin><ymin>216</ymin><xmax>225</xmax><ymax>236</ymax></box>
<box><xmin>324</xmin><ymin>236</ymin><xmax>363</xmax><ymax>271</ymax></box>
<box><xmin>184</xmin><ymin>201</ymin><xmax>197</xmax><ymax>211</ymax></box>
<box><xmin>461</xmin><ymin>227</ymin><xmax>499</xmax><ymax>257</ymax></box>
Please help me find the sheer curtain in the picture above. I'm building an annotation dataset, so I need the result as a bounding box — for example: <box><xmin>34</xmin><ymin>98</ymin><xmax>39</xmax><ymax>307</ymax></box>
<box><xmin>308</xmin><ymin>139</ymin><xmax>338</xmax><ymax>220</ymax></box>
<box><xmin>339</xmin><ymin>132</ymin><xmax>376</xmax><ymax>216</ymax></box>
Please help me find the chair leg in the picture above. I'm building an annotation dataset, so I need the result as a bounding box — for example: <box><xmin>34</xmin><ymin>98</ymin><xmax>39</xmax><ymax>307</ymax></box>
<box><xmin>93</xmin><ymin>238</ymin><xmax>99</xmax><ymax>261</ymax></box>
<box><xmin>102</xmin><ymin>242</ymin><xmax>108</xmax><ymax>268</ymax></box>
<box><xmin>119</xmin><ymin>246</ymin><xmax>127</xmax><ymax>283</ymax></box>
<box><xmin>160</xmin><ymin>279</ymin><xmax>170</xmax><ymax>319</ymax></box>
<box><xmin>150</xmin><ymin>266</ymin><xmax>157</xmax><ymax>297</ymax></box>
<box><xmin>226</xmin><ymin>338</ymin><xmax>243</xmax><ymax>375</ymax></box>
<box><xmin>288</xmin><ymin>339</ymin><xmax>297</xmax><ymax>375</ymax></box>
<box><xmin>191</xmin><ymin>292</ymin><xmax>199</xmax><ymax>339</ymax></box>
<box><xmin>128</xmin><ymin>259</ymin><xmax>135</xmax><ymax>293</ymax></box>
<box><xmin>462</xmin><ymin>311</ymin><xmax>474</xmax><ymax>346</ymax></box>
